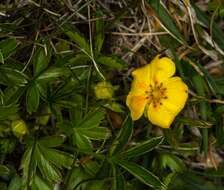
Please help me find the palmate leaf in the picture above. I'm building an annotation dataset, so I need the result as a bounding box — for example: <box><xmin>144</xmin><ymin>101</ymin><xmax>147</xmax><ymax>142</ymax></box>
<box><xmin>67</xmin><ymin>53</ymin><xmax>91</xmax><ymax>66</ymax></box>
<box><xmin>61</xmin><ymin>25</ymin><xmax>91</xmax><ymax>54</ymax></box>
<box><xmin>31</xmin><ymin>175</ymin><xmax>52</xmax><ymax>190</ymax></box>
<box><xmin>0</xmin><ymin>164</ymin><xmax>11</xmax><ymax>176</ymax></box>
<box><xmin>8</xmin><ymin>176</ymin><xmax>22</xmax><ymax>190</ymax></box>
<box><xmin>0</xmin><ymin>66</ymin><xmax>28</xmax><ymax>86</ymax></box>
<box><xmin>39</xmin><ymin>146</ymin><xmax>74</xmax><ymax>169</ymax></box>
<box><xmin>0</xmin><ymin>38</ymin><xmax>18</xmax><ymax>59</ymax></box>
<box><xmin>21</xmin><ymin>136</ymin><xmax>74</xmax><ymax>186</ymax></box>
<box><xmin>96</xmin><ymin>56</ymin><xmax>127</xmax><ymax>70</ymax></box>
<box><xmin>75</xmin><ymin>108</ymin><xmax>105</xmax><ymax>128</ymax></box>
<box><xmin>4</xmin><ymin>86</ymin><xmax>25</xmax><ymax>105</ymax></box>
<box><xmin>32</xmin><ymin>42</ymin><xmax>51</xmax><ymax>77</ymax></box>
<box><xmin>38</xmin><ymin>135</ymin><xmax>65</xmax><ymax>148</ymax></box>
<box><xmin>159</xmin><ymin>153</ymin><xmax>185</xmax><ymax>172</ymax></box>
<box><xmin>65</xmin><ymin>166</ymin><xmax>90</xmax><ymax>190</ymax></box>
<box><xmin>120</xmin><ymin>136</ymin><xmax>164</xmax><ymax>159</ymax></box>
<box><xmin>0</xmin><ymin>104</ymin><xmax>18</xmax><ymax>120</ymax></box>
<box><xmin>109</xmin><ymin>116</ymin><xmax>133</xmax><ymax>156</ymax></box>
<box><xmin>74</xmin><ymin>108</ymin><xmax>110</xmax><ymax>140</ymax></box>
<box><xmin>35</xmin><ymin>145</ymin><xmax>62</xmax><ymax>182</ymax></box>
<box><xmin>37</xmin><ymin>66</ymin><xmax>71</xmax><ymax>81</ymax></box>
<box><xmin>75</xmin><ymin>126</ymin><xmax>110</xmax><ymax>140</ymax></box>
<box><xmin>112</xmin><ymin>165</ymin><xmax>125</xmax><ymax>190</ymax></box>
<box><xmin>21</xmin><ymin>144</ymin><xmax>37</xmax><ymax>184</ymax></box>
<box><xmin>26</xmin><ymin>82</ymin><xmax>40</xmax><ymax>114</ymax></box>
<box><xmin>71</xmin><ymin>108</ymin><xmax>109</xmax><ymax>150</ymax></box>
<box><xmin>116</xmin><ymin>160</ymin><xmax>166</xmax><ymax>190</ymax></box>
<box><xmin>73</xmin><ymin>129</ymin><xmax>93</xmax><ymax>151</ymax></box>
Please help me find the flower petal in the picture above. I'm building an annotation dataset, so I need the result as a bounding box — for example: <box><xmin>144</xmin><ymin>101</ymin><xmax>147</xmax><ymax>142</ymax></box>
<box><xmin>131</xmin><ymin>63</ymin><xmax>153</xmax><ymax>88</ymax></box>
<box><xmin>147</xmin><ymin>103</ymin><xmax>176</xmax><ymax>128</ymax></box>
<box><xmin>147</xmin><ymin>77</ymin><xmax>188</xmax><ymax>128</ymax></box>
<box><xmin>126</xmin><ymin>94</ymin><xmax>148</xmax><ymax>120</ymax></box>
<box><xmin>162</xmin><ymin>77</ymin><xmax>188</xmax><ymax>113</ymax></box>
<box><xmin>128</xmin><ymin>81</ymin><xmax>149</xmax><ymax>96</ymax></box>
<box><xmin>151</xmin><ymin>56</ymin><xmax>176</xmax><ymax>83</ymax></box>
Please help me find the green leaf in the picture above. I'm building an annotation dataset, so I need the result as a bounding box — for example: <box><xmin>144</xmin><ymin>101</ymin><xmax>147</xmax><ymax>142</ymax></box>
<box><xmin>95</xmin><ymin>10</ymin><xmax>105</xmax><ymax>54</ymax></box>
<box><xmin>21</xmin><ymin>144</ymin><xmax>37</xmax><ymax>183</ymax></box>
<box><xmin>176</xmin><ymin>117</ymin><xmax>213</xmax><ymax>128</ymax></box>
<box><xmin>82</xmin><ymin>160</ymin><xmax>100</xmax><ymax>176</ymax></box>
<box><xmin>26</xmin><ymin>83</ymin><xmax>40</xmax><ymax>113</ymax></box>
<box><xmin>112</xmin><ymin>166</ymin><xmax>125</xmax><ymax>190</ymax></box>
<box><xmin>117</xmin><ymin>160</ymin><xmax>166</xmax><ymax>190</ymax></box>
<box><xmin>61</xmin><ymin>25</ymin><xmax>91</xmax><ymax>54</ymax></box>
<box><xmin>32</xmin><ymin>175</ymin><xmax>52</xmax><ymax>190</ymax></box>
<box><xmin>39</xmin><ymin>146</ymin><xmax>74</xmax><ymax>169</ymax></box>
<box><xmin>38</xmin><ymin>136</ymin><xmax>65</xmax><ymax>147</ymax></box>
<box><xmin>0</xmin><ymin>51</ymin><xmax>4</xmax><ymax>64</ymax></box>
<box><xmin>109</xmin><ymin>116</ymin><xmax>133</xmax><ymax>156</ymax></box>
<box><xmin>192</xmin><ymin>74</ymin><xmax>208</xmax><ymax>154</ymax></box>
<box><xmin>0</xmin><ymin>182</ymin><xmax>7</xmax><ymax>190</ymax></box>
<box><xmin>121</xmin><ymin>136</ymin><xmax>164</xmax><ymax>159</ymax></box>
<box><xmin>36</xmin><ymin>144</ymin><xmax>62</xmax><ymax>182</ymax></box>
<box><xmin>0</xmin><ymin>104</ymin><xmax>18</xmax><ymax>120</ymax></box>
<box><xmin>0</xmin><ymin>66</ymin><xmax>28</xmax><ymax>86</ymax></box>
<box><xmin>37</xmin><ymin>67</ymin><xmax>71</xmax><ymax>81</ymax></box>
<box><xmin>160</xmin><ymin>153</ymin><xmax>185</xmax><ymax>172</ymax></box>
<box><xmin>0</xmin><ymin>164</ymin><xmax>11</xmax><ymax>176</ymax></box>
<box><xmin>75</xmin><ymin>126</ymin><xmax>110</xmax><ymax>140</ymax></box>
<box><xmin>147</xmin><ymin>0</ymin><xmax>186</xmax><ymax>45</ymax></box>
<box><xmin>67</xmin><ymin>54</ymin><xmax>91</xmax><ymax>66</ymax></box>
<box><xmin>0</xmin><ymin>38</ymin><xmax>18</xmax><ymax>58</ymax></box>
<box><xmin>8</xmin><ymin>176</ymin><xmax>22</xmax><ymax>190</ymax></box>
<box><xmin>75</xmin><ymin>108</ymin><xmax>105</xmax><ymax>128</ymax></box>
<box><xmin>65</xmin><ymin>167</ymin><xmax>90</xmax><ymax>190</ymax></box>
<box><xmin>97</xmin><ymin>56</ymin><xmax>126</xmax><ymax>70</ymax></box>
<box><xmin>73</xmin><ymin>132</ymin><xmax>92</xmax><ymax>151</ymax></box>
<box><xmin>88</xmin><ymin>181</ymin><xmax>106</xmax><ymax>190</ymax></box>
<box><xmin>192</xmin><ymin>1</ymin><xmax>224</xmax><ymax>51</ymax></box>
<box><xmin>33</xmin><ymin>44</ymin><xmax>51</xmax><ymax>76</ymax></box>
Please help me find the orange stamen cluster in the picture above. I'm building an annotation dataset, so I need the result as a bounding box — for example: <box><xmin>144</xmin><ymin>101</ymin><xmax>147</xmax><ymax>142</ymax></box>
<box><xmin>145</xmin><ymin>81</ymin><xmax>168</xmax><ymax>108</ymax></box>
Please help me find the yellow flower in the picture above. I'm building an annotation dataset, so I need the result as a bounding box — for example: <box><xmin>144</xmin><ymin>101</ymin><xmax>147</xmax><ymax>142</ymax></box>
<box><xmin>126</xmin><ymin>55</ymin><xmax>188</xmax><ymax>128</ymax></box>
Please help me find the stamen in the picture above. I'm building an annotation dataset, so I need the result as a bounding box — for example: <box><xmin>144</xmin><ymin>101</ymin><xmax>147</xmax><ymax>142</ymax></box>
<box><xmin>159</xmin><ymin>82</ymin><xmax>163</xmax><ymax>88</ymax></box>
<box><xmin>146</xmin><ymin>82</ymin><xmax>167</xmax><ymax>107</ymax></box>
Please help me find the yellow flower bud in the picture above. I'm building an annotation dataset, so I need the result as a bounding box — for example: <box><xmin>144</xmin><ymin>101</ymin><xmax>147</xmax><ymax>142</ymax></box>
<box><xmin>94</xmin><ymin>81</ymin><xmax>114</xmax><ymax>100</ymax></box>
<box><xmin>11</xmin><ymin>119</ymin><xmax>28</xmax><ymax>137</ymax></box>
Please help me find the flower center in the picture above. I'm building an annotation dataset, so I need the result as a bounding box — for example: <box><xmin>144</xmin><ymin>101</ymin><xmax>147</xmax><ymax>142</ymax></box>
<box><xmin>145</xmin><ymin>82</ymin><xmax>167</xmax><ymax>107</ymax></box>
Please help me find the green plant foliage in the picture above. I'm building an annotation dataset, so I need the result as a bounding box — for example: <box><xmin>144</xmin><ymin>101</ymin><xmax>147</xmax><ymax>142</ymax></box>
<box><xmin>1</xmin><ymin>1</ymin><xmax>224</xmax><ymax>190</ymax></box>
<box><xmin>147</xmin><ymin>0</ymin><xmax>186</xmax><ymax>45</ymax></box>
<box><xmin>120</xmin><ymin>136</ymin><xmax>164</xmax><ymax>159</ymax></box>
<box><xmin>116</xmin><ymin>160</ymin><xmax>166</xmax><ymax>190</ymax></box>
